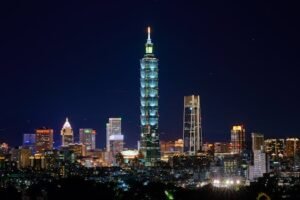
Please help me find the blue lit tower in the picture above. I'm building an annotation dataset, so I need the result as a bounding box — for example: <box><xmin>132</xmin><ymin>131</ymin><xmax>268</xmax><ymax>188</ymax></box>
<box><xmin>140</xmin><ymin>27</ymin><xmax>160</xmax><ymax>166</ymax></box>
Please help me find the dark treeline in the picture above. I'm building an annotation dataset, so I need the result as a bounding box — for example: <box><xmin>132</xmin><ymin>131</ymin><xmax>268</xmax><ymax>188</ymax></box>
<box><xmin>1</xmin><ymin>176</ymin><xmax>300</xmax><ymax>200</ymax></box>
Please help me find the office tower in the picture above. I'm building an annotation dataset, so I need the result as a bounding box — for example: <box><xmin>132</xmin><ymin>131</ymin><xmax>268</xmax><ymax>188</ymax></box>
<box><xmin>61</xmin><ymin>118</ymin><xmax>74</xmax><ymax>146</ymax></box>
<box><xmin>67</xmin><ymin>143</ymin><xmax>86</xmax><ymax>157</ymax></box>
<box><xmin>29</xmin><ymin>153</ymin><xmax>45</xmax><ymax>170</ymax></box>
<box><xmin>231</xmin><ymin>125</ymin><xmax>246</xmax><ymax>154</ymax></box>
<box><xmin>140</xmin><ymin>27</ymin><xmax>160</xmax><ymax>166</ymax></box>
<box><xmin>19</xmin><ymin>148</ymin><xmax>31</xmax><ymax>168</ymax></box>
<box><xmin>79</xmin><ymin>128</ymin><xmax>96</xmax><ymax>151</ymax></box>
<box><xmin>264</xmin><ymin>139</ymin><xmax>285</xmax><ymax>156</ymax></box>
<box><xmin>160</xmin><ymin>139</ymin><xmax>184</xmax><ymax>154</ymax></box>
<box><xmin>23</xmin><ymin>133</ymin><xmax>36</xmax><ymax>150</ymax></box>
<box><xmin>249</xmin><ymin>150</ymin><xmax>266</xmax><ymax>180</ymax></box>
<box><xmin>183</xmin><ymin>95</ymin><xmax>202</xmax><ymax>155</ymax></box>
<box><xmin>106</xmin><ymin>118</ymin><xmax>124</xmax><ymax>164</ymax></box>
<box><xmin>35</xmin><ymin>127</ymin><xmax>53</xmax><ymax>153</ymax></box>
<box><xmin>214</xmin><ymin>142</ymin><xmax>230</xmax><ymax>153</ymax></box>
<box><xmin>285</xmin><ymin>138</ymin><xmax>300</xmax><ymax>157</ymax></box>
<box><xmin>251</xmin><ymin>133</ymin><xmax>264</xmax><ymax>152</ymax></box>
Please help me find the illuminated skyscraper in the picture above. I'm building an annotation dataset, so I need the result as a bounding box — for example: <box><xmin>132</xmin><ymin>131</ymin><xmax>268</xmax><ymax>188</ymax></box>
<box><xmin>251</xmin><ymin>132</ymin><xmax>264</xmax><ymax>152</ymax></box>
<box><xmin>249</xmin><ymin>150</ymin><xmax>267</xmax><ymax>180</ymax></box>
<box><xmin>140</xmin><ymin>27</ymin><xmax>160</xmax><ymax>166</ymax></box>
<box><xmin>231</xmin><ymin>125</ymin><xmax>246</xmax><ymax>154</ymax></box>
<box><xmin>106</xmin><ymin>118</ymin><xmax>124</xmax><ymax>165</ymax></box>
<box><xmin>264</xmin><ymin>139</ymin><xmax>285</xmax><ymax>157</ymax></box>
<box><xmin>79</xmin><ymin>128</ymin><xmax>96</xmax><ymax>151</ymax></box>
<box><xmin>35</xmin><ymin>127</ymin><xmax>53</xmax><ymax>153</ymax></box>
<box><xmin>61</xmin><ymin>118</ymin><xmax>74</xmax><ymax>146</ymax></box>
<box><xmin>23</xmin><ymin>133</ymin><xmax>36</xmax><ymax>151</ymax></box>
<box><xmin>249</xmin><ymin>133</ymin><xmax>266</xmax><ymax>180</ymax></box>
<box><xmin>285</xmin><ymin>138</ymin><xmax>300</xmax><ymax>158</ymax></box>
<box><xmin>183</xmin><ymin>95</ymin><xmax>202</xmax><ymax>155</ymax></box>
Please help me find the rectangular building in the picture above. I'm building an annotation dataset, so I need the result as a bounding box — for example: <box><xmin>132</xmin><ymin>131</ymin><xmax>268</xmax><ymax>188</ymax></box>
<box><xmin>183</xmin><ymin>95</ymin><xmax>202</xmax><ymax>155</ymax></box>
<box><xmin>231</xmin><ymin>125</ymin><xmax>245</xmax><ymax>154</ymax></box>
<box><xmin>251</xmin><ymin>132</ymin><xmax>264</xmax><ymax>152</ymax></box>
<box><xmin>35</xmin><ymin>128</ymin><xmax>53</xmax><ymax>153</ymax></box>
<box><xmin>79</xmin><ymin>128</ymin><xmax>96</xmax><ymax>151</ymax></box>
<box><xmin>249</xmin><ymin>150</ymin><xmax>266</xmax><ymax>181</ymax></box>
<box><xmin>285</xmin><ymin>138</ymin><xmax>300</xmax><ymax>157</ymax></box>
<box><xmin>264</xmin><ymin>139</ymin><xmax>285</xmax><ymax>157</ymax></box>
<box><xmin>23</xmin><ymin>133</ymin><xmax>36</xmax><ymax>152</ymax></box>
<box><xmin>160</xmin><ymin>139</ymin><xmax>183</xmax><ymax>153</ymax></box>
<box><xmin>106</xmin><ymin>118</ymin><xmax>124</xmax><ymax>165</ymax></box>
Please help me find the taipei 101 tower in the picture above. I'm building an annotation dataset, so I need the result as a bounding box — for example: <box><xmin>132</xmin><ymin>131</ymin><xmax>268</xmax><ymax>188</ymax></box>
<box><xmin>140</xmin><ymin>27</ymin><xmax>160</xmax><ymax>166</ymax></box>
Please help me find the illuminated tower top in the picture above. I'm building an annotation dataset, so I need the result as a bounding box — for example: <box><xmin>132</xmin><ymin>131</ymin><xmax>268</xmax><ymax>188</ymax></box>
<box><xmin>61</xmin><ymin>117</ymin><xmax>74</xmax><ymax>146</ymax></box>
<box><xmin>147</xmin><ymin>26</ymin><xmax>151</xmax><ymax>43</ymax></box>
<box><xmin>145</xmin><ymin>26</ymin><xmax>154</xmax><ymax>54</ymax></box>
<box><xmin>62</xmin><ymin>117</ymin><xmax>72</xmax><ymax>129</ymax></box>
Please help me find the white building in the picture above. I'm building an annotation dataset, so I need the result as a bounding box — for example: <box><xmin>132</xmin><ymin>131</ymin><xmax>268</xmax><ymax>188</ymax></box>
<box><xmin>249</xmin><ymin>150</ymin><xmax>266</xmax><ymax>181</ymax></box>
<box><xmin>106</xmin><ymin>118</ymin><xmax>124</xmax><ymax>165</ymax></box>
<box><xmin>61</xmin><ymin>118</ymin><xmax>74</xmax><ymax>146</ymax></box>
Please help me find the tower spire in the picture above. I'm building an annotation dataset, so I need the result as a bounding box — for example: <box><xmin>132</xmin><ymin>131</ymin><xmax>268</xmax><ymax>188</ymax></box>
<box><xmin>147</xmin><ymin>26</ymin><xmax>151</xmax><ymax>43</ymax></box>
<box><xmin>63</xmin><ymin>117</ymin><xmax>71</xmax><ymax>129</ymax></box>
<box><xmin>145</xmin><ymin>26</ymin><xmax>153</xmax><ymax>54</ymax></box>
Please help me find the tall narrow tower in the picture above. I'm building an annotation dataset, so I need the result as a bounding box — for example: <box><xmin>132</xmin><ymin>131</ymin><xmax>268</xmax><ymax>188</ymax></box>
<box><xmin>106</xmin><ymin>118</ymin><xmax>124</xmax><ymax>165</ymax></box>
<box><xmin>231</xmin><ymin>125</ymin><xmax>246</xmax><ymax>154</ymax></box>
<box><xmin>61</xmin><ymin>118</ymin><xmax>74</xmax><ymax>146</ymax></box>
<box><xmin>140</xmin><ymin>27</ymin><xmax>160</xmax><ymax>166</ymax></box>
<box><xmin>183</xmin><ymin>95</ymin><xmax>202</xmax><ymax>155</ymax></box>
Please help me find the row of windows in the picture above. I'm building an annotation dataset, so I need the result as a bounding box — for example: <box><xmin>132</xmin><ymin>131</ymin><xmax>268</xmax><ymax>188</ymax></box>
<box><xmin>141</xmin><ymin>81</ymin><xmax>158</xmax><ymax>88</ymax></box>
<box><xmin>141</xmin><ymin>72</ymin><xmax>158</xmax><ymax>79</ymax></box>
<box><xmin>141</xmin><ymin>117</ymin><xmax>158</xmax><ymax>126</ymax></box>
<box><xmin>141</xmin><ymin>99</ymin><xmax>158</xmax><ymax>107</ymax></box>
<box><xmin>141</xmin><ymin>89</ymin><xmax>158</xmax><ymax>97</ymax></box>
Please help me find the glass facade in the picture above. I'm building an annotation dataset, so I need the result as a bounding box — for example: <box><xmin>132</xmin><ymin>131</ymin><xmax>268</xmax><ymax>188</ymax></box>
<box><xmin>231</xmin><ymin>125</ymin><xmax>246</xmax><ymax>154</ymax></box>
<box><xmin>35</xmin><ymin>128</ymin><xmax>53</xmax><ymax>153</ymax></box>
<box><xmin>106</xmin><ymin>118</ymin><xmax>124</xmax><ymax>165</ymax></box>
<box><xmin>23</xmin><ymin>133</ymin><xmax>36</xmax><ymax>147</ymax></box>
<box><xmin>140</xmin><ymin>27</ymin><xmax>160</xmax><ymax>166</ymax></box>
<box><xmin>79</xmin><ymin>128</ymin><xmax>96</xmax><ymax>151</ymax></box>
<box><xmin>183</xmin><ymin>95</ymin><xmax>202</xmax><ymax>155</ymax></box>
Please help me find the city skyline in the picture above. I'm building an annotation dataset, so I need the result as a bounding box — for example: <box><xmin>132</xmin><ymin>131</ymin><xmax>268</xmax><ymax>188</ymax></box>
<box><xmin>1</xmin><ymin>1</ymin><xmax>300</xmax><ymax>148</ymax></box>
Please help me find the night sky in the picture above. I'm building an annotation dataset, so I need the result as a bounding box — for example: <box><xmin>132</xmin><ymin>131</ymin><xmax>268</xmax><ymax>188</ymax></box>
<box><xmin>0</xmin><ymin>1</ymin><xmax>300</xmax><ymax>148</ymax></box>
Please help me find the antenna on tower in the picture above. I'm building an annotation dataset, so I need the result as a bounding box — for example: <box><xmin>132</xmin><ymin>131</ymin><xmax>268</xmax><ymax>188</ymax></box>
<box><xmin>147</xmin><ymin>26</ymin><xmax>151</xmax><ymax>42</ymax></box>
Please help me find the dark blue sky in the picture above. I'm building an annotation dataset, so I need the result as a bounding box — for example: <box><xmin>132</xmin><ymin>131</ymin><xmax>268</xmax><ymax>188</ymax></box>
<box><xmin>0</xmin><ymin>1</ymin><xmax>299</xmax><ymax>148</ymax></box>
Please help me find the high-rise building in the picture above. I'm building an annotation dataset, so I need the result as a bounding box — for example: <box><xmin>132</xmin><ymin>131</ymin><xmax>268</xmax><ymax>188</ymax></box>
<box><xmin>106</xmin><ymin>118</ymin><xmax>124</xmax><ymax>165</ymax></box>
<box><xmin>251</xmin><ymin>133</ymin><xmax>264</xmax><ymax>152</ymax></box>
<box><xmin>249</xmin><ymin>150</ymin><xmax>267</xmax><ymax>180</ymax></box>
<box><xmin>264</xmin><ymin>139</ymin><xmax>285</xmax><ymax>157</ymax></box>
<box><xmin>23</xmin><ymin>133</ymin><xmax>36</xmax><ymax>151</ymax></box>
<box><xmin>35</xmin><ymin>127</ymin><xmax>53</xmax><ymax>153</ymax></box>
<box><xmin>140</xmin><ymin>27</ymin><xmax>160</xmax><ymax>166</ymax></box>
<box><xmin>214</xmin><ymin>142</ymin><xmax>230</xmax><ymax>153</ymax></box>
<box><xmin>231</xmin><ymin>125</ymin><xmax>246</xmax><ymax>154</ymax></box>
<box><xmin>19</xmin><ymin>148</ymin><xmax>31</xmax><ymax>168</ymax></box>
<box><xmin>79</xmin><ymin>128</ymin><xmax>96</xmax><ymax>151</ymax></box>
<box><xmin>61</xmin><ymin>118</ymin><xmax>74</xmax><ymax>146</ymax></box>
<box><xmin>285</xmin><ymin>138</ymin><xmax>300</xmax><ymax>157</ymax></box>
<box><xmin>67</xmin><ymin>143</ymin><xmax>86</xmax><ymax>157</ymax></box>
<box><xmin>183</xmin><ymin>95</ymin><xmax>202</xmax><ymax>155</ymax></box>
